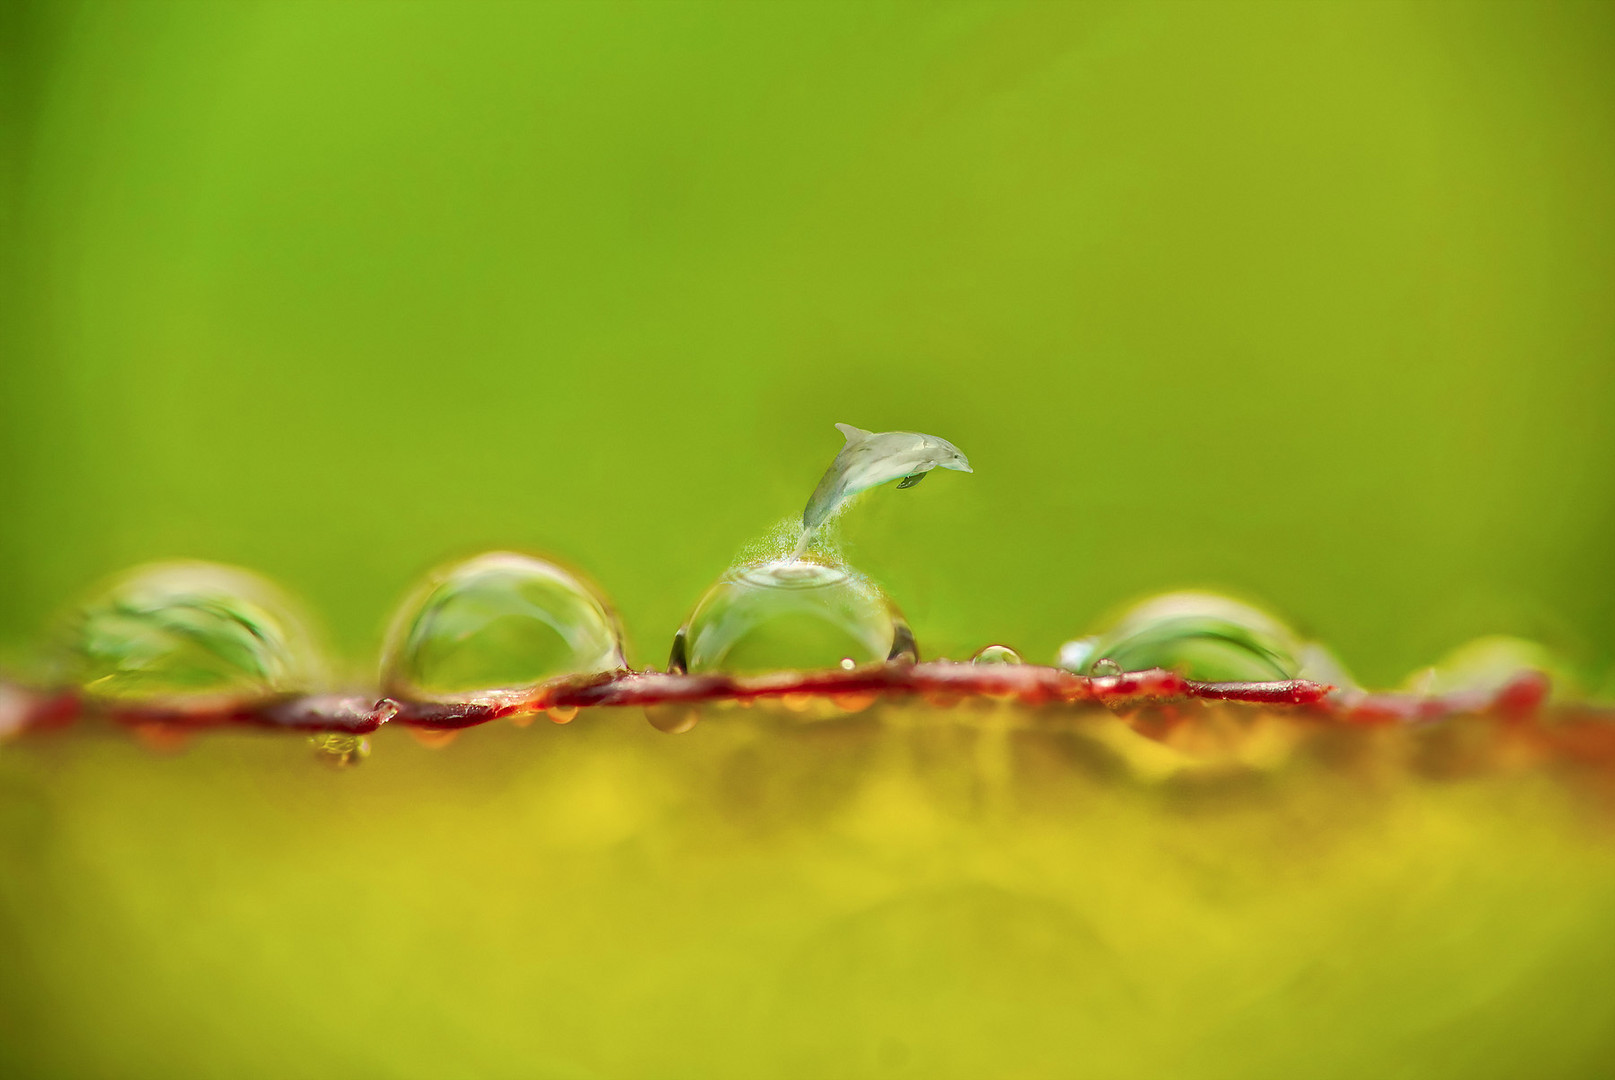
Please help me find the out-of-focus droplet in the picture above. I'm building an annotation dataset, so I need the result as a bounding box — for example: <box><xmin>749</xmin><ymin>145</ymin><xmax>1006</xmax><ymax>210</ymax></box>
<box><xmin>381</xmin><ymin>552</ymin><xmax>625</xmax><ymax>700</ymax></box>
<box><xmin>409</xmin><ymin>728</ymin><xmax>460</xmax><ymax>749</ymax></box>
<box><xmin>310</xmin><ymin>733</ymin><xmax>370</xmax><ymax>769</ymax></box>
<box><xmin>57</xmin><ymin>561</ymin><xmax>323</xmax><ymax>702</ymax></box>
<box><xmin>971</xmin><ymin>644</ymin><xmax>1023</xmax><ymax>665</ymax></box>
<box><xmin>669</xmin><ymin>559</ymin><xmax>914</xmax><ymax>675</ymax></box>
<box><xmin>644</xmin><ymin>703</ymin><xmax>701</xmax><ymax>734</ymax></box>
<box><xmin>1081</xmin><ymin>591</ymin><xmax>1301</xmax><ymax>681</ymax></box>
<box><xmin>1090</xmin><ymin>658</ymin><xmax>1123</xmax><ymax>677</ymax></box>
<box><xmin>1296</xmin><ymin>642</ymin><xmax>1358</xmax><ymax>691</ymax></box>
<box><xmin>1403</xmin><ymin>636</ymin><xmax>1577</xmax><ymax>699</ymax></box>
<box><xmin>839</xmin><ymin>657</ymin><xmax>857</xmax><ymax>670</ymax></box>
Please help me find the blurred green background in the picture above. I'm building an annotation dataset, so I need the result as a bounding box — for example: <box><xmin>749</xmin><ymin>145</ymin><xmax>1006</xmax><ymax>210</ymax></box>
<box><xmin>3</xmin><ymin>0</ymin><xmax>1614</xmax><ymax>687</ymax></box>
<box><xmin>4</xmin><ymin>6</ymin><xmax>1615</xmax><ymax>1078</ymax></box>
<box><xmin>3</xmin><ymin>0</ymin><xmax>1615</xmax><ymax>687</ymax></box>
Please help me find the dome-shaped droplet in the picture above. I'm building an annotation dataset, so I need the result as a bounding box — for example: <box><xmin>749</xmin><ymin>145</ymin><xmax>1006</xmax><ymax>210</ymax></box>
<box><xmin>1402</xmin><ymin>636</ymin><xmax>1576</xmax><ymax>699</ymax></box>
<box><xmin>381</xmin><ymin>552</ymin><xmax>626</xmax><ymax>700</ymax></box>
<box><xmin>670</xmin><ymin>558</ymin><xmax>915</xmax><ymax>675</ymax></box>
<box><xmin>971</xmin><ymin>644</ymin><xmax>1023</xmax><ymax>665</ymax></box>
<box><xmin>1081</xmin><ymin>591</ymin><xmax>1300</xmax><ymax>681</ymax></box>
<box><xmin>56</xmin><ymin>561</ymin><xmax>323</xmax><ymax>702</ymax></box>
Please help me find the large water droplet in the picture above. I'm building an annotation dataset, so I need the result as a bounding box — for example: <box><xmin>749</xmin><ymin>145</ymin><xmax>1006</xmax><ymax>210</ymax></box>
<box><xmin>669</xmin><ymin>558</ymin><xmax>914</xmax><ymax>675</ymax></box>
<box><xmin>381</xmin><ymin>552</ymin><xmax>626</xmax><ymax>699</ymax></box>
<box><xmin>57</xmin><ymin>561</ymin><xmax>323</xmax><ymax>702</ymax></box>
<box><xmin>1081</xmin><ymin>591</ymin><xmax>1300</xmax><ymax>681</ymax></box>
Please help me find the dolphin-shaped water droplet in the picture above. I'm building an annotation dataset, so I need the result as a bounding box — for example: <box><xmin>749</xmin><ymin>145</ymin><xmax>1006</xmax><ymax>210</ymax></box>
<box><xmin>793</xmin><ymin>423</ymin><xmax>972</xmax><ymax>557</ymax></box>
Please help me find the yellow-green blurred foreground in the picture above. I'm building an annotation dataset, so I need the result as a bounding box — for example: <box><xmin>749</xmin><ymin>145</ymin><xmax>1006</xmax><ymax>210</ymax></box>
<box><xmin>3</xmin><ymin>709</ymin><xmax>1614</xmax><ymax>1079</ymax></box>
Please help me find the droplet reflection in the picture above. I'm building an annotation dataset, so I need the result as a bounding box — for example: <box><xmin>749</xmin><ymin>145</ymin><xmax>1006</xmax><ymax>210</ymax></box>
<box><xmin>58</xmin><ymin>561</ymin><xmax>323</xmax><ymax>702</ymax></box>
<box><xmin>670</xmin><ymin>559</ymin><xmax>914</xmax><ymax>675</ymax></box>
<box><xmin>382</xmin><ymin>552</ymin><xmax>625</xmax><ymax>700</ymax></box>
<box><xmin>309</xmin><ymin>733</ymin><xmax>370</xmax><ymax>769</ymax></box>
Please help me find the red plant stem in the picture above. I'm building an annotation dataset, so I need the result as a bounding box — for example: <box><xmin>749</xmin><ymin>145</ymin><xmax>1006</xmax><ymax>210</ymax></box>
<box><xmin>2</xmin><ymin>663</ymin><xmax>1606</xmax><ymax>739</ymax></box>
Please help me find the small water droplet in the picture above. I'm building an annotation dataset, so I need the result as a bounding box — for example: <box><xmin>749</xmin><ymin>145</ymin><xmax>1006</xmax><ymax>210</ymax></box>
<box><xmin>1081</xmin><ymin>592</ymin><xmax>1300</xmax><ymax>680</ymax></box>
<box><xmin>644</xmin><ymin>703</ymin><xmax>701</xmax><ymax>734</ymax></box>
<box><xmin>409</xmin><ymin>728</ymin><xmax>460</xmax><ymax>749</ymax></box>
<box><xmin>971</xmin><ymin>644</ymin><xmax>1023</xmax><ymax>665</ymax></box>
<box><xmin>839</xmin><ymin>657</ymin><xmax>857</xmax><ymax>670</ymax></box>
<box><xmin>381</xmin><ymin>552</ymin><xmax>625</xmax><ymax>700</ymax></box>
<box><xmin>1090</xmin><ymin>658</ymin><xmax>1123</xmax><ymax>677</ymax></box>
<box><xmin>545</xmin><ymin>705</ymin><xmax>579</xmax><ymax>724</ymax></box>
<box><xmin>56</xmin><ymin>561</ymin><xmax>323</xmax><ymax>702</ymax></box>
<box><xmin>309</xmin><ymin>733</ymin><xmax>370</xmax><ymax>769</ymax></box>
<box><xmin>669</xmin><ymin>558</ymin><xmax>915</xmax><ymax>675</ymax></box>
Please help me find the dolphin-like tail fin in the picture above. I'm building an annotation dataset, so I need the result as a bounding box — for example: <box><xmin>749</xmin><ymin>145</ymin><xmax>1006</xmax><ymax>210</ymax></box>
<box><xmin>834</xmin><ymin>422</ymin><xmax>872</xmax><ymax>443</ymax></box>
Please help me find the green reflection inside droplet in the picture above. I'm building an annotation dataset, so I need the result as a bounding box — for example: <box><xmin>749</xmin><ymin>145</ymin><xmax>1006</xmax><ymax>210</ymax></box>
<box><xmin>1086</xmin><ymin>591</ymin><xmax>1300</xmax><ymax>681</ymax></box>
<box><xmin>59</xmin><ymin>561</ymin><xmax>322</xmax><ymax>701</ymax></box>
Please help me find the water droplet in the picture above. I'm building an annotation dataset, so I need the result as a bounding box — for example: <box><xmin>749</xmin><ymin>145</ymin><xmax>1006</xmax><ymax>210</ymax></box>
<box><xmin>56</xmin><ymin>561</ymin><xmax>323</xmax><ymax>702</ymax></box>
<box><xmin>545</xmin><ymin>705</ymin><xmax>579</xmax><ymax>724</ymax></box>
<box><xmin>381</xmin><ymin>552</ymin><xmax>626</xmax><ymax>700</ymax></box>
<box><xmin>1090</xmin><ymin>658</ymin><xmax>1123</xmax><ymax>677</ymax></box>
<box><xmin>1295</xmin><ymin>642</ymin><xmax>1358</xmax><ymax>691</ymax></box>
<box><xmin>971</xmin><ymin>644</ymin><xmax>1023</xmax><ymax>665</ymax></box>
<box><xmin>644</xmin><ymin>703</ymin><xmax>701</xmax><ymax>734</ymax></box>
<box><xmin>1081</xmin><ymin>592</ymin><xmax>1300</xmax><ymax>681</ymax></box>
<box><xmin>669</xmin><ymin>559</ymin><xmax>915</xmax><ymax>675</ymax></box>
<box><xmin>839</xmin><ymin>657</ymin><xmax>857</xmax><ymax>670</ymax></box>
<box><xmin>409</xmin><ymin>728</ymin><xmax>460</xmax><ymax>749</ymax></box>
<box><xmin>1402</xmin><ymin>636</ymin><xmax>1576</xmax><ymax>699</ymax></box>
<box><xmin>309</xmin><ymin>733</ymin><xmax>370</xmax><ymax>769</ymax></box>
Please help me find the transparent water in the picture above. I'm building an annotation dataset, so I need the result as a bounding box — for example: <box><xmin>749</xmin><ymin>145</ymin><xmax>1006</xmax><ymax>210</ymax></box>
<box><xmin>55</xmin><ymin>561</ymin><xmax>323</xmax><ymax>702</ymax></box>
<box><xmin>381</xmin><ymin>552</ymin><xmax>625</xmax><ymax>700</ymax></box>
<box><xmin>669</xmin><ymin>558</ymin><xmax>914</xmax><ymax>675</ymax></box>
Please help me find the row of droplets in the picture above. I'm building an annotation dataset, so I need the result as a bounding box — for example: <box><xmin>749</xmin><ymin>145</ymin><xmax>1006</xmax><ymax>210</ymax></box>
<box><xmin>38</xmin><ymin>551</ymin><xmax>1575</xmax><ymax>710</ymax></box>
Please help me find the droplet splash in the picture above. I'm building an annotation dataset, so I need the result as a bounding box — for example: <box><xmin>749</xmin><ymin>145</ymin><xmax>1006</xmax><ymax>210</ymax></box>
<box><xmin>1080</xmin><ymin>591</ymin><xmax>1301</xmax><ymax>681</ymax></box>
<box><xmin>793</xmin><ymin>422</ymin><xmax>972</xmax><ymax>558</ymax></box>
<box><xmin>669</xmin><ymin>558</ymin><xmax>915</xmax><ymax>675</ymax></box>
<box><xmin>55</xmin><ymin>561</ymin><xmax>323</xmax><ymax>703</ymax></box>
<box><xmin>381</xmin><ymin>552</ymin><xmax>626</xmax><ymax>701</ymax></box>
